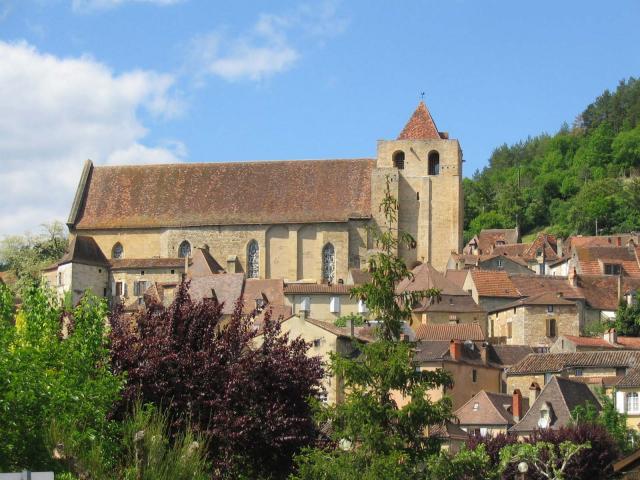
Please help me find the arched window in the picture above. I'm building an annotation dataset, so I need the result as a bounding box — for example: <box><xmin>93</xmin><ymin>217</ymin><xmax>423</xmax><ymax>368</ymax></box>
<box><xmin>322</xmin><ymin>243</ymin><xmax>335</xmax><ymax>283</ymax></box>
<box><xmin>428</xmin><ymin>151</ymin><xmax>440</xmax><ymax>175</ymax></box>
<box><xmin>247</xmin><ymin>240</ymin><xmax>259</xmax><ymax>279</ymax></box>
<box><xmin>393</xmin><ymin>151</ymin><xmax>405</xmax><ymax>170</ymax></box>
<box><xmin>178</xmin><ymin>240</ymin><xmax>191</xmax><ymax>258</ymax></box>
<box><xmin>112</xmin><ymin>242</ymin><xmax>124</xmax><ymax>259</ymax></box>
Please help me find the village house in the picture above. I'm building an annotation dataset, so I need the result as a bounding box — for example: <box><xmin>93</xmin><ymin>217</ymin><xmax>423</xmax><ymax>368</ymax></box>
<box><xmin>510</xmin><ymin>376</ymin><xmax>600</xmax><ymax>435</ymax></box>
<box><xmin>551</xmin><ymin>328</ymin><xmax>640</xmax><ymax>353</ymax></box>
<box><xmin>454</xmin><ymin>389</ymin><xmax>529</xmax><ymax>436</ymax></box>
<box><xmin>463</xmin><ymin>228</ymin><xmax>520</xmax><ymax>256</ymax></box>
<box><xmin>283</xmin><ymin>283</ymin><xmax>367</xmax><ymax>323</ymax></box>
<box><xmin>412</xmin><ymin>322</ymin><xmax>485</xmax><ymax>342</ymax></box>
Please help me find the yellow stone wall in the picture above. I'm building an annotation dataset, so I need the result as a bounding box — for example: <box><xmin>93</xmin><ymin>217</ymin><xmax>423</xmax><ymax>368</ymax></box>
<box><xmin>285</xmin><ymin>293</ymin><xmax>365</xmax><ymax>322</ymax></box>
<box><xmin>110</xmin><ymin>267</ymin><xmax>183</xmax><ymax>309</ymax></box>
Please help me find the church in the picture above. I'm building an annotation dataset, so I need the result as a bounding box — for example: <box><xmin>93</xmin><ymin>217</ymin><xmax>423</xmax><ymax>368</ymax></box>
<box><xmin>48</xmin><ymin>101</ymin><xmax>463</xmax><ymax>306</ymax></box>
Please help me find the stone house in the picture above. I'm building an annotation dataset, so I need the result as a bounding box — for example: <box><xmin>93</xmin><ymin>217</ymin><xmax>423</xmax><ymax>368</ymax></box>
<box><xmin>462</xmin><ymin>270</ymin><xmax>521</xmax><ymax>312</ymax></box>
<box><xmin>446</xmin><ymin>253</ymin><xmax>532</xmax><ymax>274</ymax></box>
<box><xmin>510</xmin><ymin>376</ymin><xmax>600</xmax><ymax>435</ymax></box>
<box><xmin>284</xmin><ymin>283</ymin><xmax>367</xmax><ymax>323</ymax></box>
<box><xmin>488</xmin><ymin>293</ymin><xmax>580</xmax><ymax>348</ymax></box>
<box><xmin>463</xmin><ymin>228</ymin><xmax>520</xmax><ymax>255</ymax></box>
<box><xmin>454</xmin><ymin>389</ymin><xmax>529</xmax><ymax>436</ymax></box>
<box><xmin>613</xmin><ymin>368</ymin><xmax>640</xmax><ymax>431</ymax></box>
<box><xmin>551</xmin><ymin>329</ymin><xmax>640</xmax><ymax>353</ymax></box>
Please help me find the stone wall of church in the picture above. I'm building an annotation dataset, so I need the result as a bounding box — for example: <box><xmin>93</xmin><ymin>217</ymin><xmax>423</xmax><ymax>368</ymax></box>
<box><xmin>81</xmin><ymin>220</ymin><xmax>369</xmax><ymax>282</ymax></box>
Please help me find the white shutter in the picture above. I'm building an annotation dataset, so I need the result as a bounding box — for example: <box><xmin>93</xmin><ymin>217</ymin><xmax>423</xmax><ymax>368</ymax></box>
<box><xmin>358</xmin><ymin>299</ymin><xmax>368</xmax><ymax>313</ymax></box>
<box><xmin>616</xmin><ymin>391</ymin><xmax>626</xmax><ymax>413</ymax></box>
<box><xmin>330</xmin><ymin>296</ymin><xmax>340</xmax><ymax>314</ymax></box>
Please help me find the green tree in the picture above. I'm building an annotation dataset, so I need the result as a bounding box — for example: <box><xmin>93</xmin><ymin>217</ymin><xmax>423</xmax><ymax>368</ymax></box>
<box><xmin>499</xmin><ymin>441</ymin><xmax>591</xmax><ymax>480</ymax></box>
<box><xmin>291</xmin><ymin>175</ymin><xmax>453</xmax><ymax>479</ymax></box>
<box><xmin>425</xmin><ymin>444</ymin><xmax>497</xmax><ymax>480</ymax></box>
<box><xmin>614</xmin><ymin>296</ymin><xmax>640</xmax><ymax>336</ymax></box>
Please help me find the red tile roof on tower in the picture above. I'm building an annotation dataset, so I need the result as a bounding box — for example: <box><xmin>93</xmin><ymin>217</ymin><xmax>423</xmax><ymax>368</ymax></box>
<box><xmin>397</xmin><ymin>101</ymin><xmax>441</xmax><ymax>140</ymax></box>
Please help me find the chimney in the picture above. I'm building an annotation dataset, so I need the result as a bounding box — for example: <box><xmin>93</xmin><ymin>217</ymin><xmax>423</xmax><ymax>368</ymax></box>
<box><xmin>604</xmin><ymin>327</ymin><xmax>618</xmax><ymax>345</ymax></box>
<box><xmin>449</xmin><ymin>339</ymin><xmax>462</xmax><ymax>361</ymax></box>
<box><xmin>568</xmin><ymin>267</ymin><xmax>578</xmax><ymax>288</ymax></box>
<box><xmin>618</xmin><ymin>274</ymin><xmax>623</xmax><ymax>302</ymax></box>
<box><xmin>529</xmin><ymin>382</ymin><xmax>541</xmax><ymax>405</ymax></box>
<box><xmin>480</xmin><ymin>342</ymin><xmax>489</xmax><ymax>365</ymax></box>
<box><xmin>557</xmin><ymin>238</ymin><xmax>564</xmax><ymax>257</ymax></box>
<box><xmin>617</xmin><ymin>236</ymin><xmax>622</xmax><ymax>247</ymax></box>
<box><xmin>226</xmin><ymin>255</ymin><xmax>237</xmax><ymax>274</ymax></box>
<box><xmin>512</xmin><ymin>389</ymin><xmax>523</xmax><ymax>422</ymax></box>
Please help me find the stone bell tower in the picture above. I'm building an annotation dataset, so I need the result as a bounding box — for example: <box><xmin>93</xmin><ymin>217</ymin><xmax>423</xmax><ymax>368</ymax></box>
<box><xmin>371</xmin><ymin>101</ymin><xmax>463</xmax><ymax>271</ymax></box>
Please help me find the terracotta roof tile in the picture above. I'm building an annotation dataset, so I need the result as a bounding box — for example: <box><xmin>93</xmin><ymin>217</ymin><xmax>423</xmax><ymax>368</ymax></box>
<box><xmin>568</xmin><ymin>234</ymin><xmax>640</xmax><ymax>249</ymax></box>
<box><xmin>109</xmin><ymin>258</ymin><xmax>186</xmax><ymax>269</ymax></box>
<box><xmin>413</xmin><ymin>323</ymin><xmax>485</xmax><ymax>341</ymax></box>
<box><xmin>397</xmin><ymin>101</ymin><xmax>441</xmax><ymax>140</ymax></box>
<box><xmin>575</xmin><ymin>246</ymin><xmax>640</xmax><ymax>277</ymax></box>
<box><xmin>73</xmin><ymin>159</ymin><xmax>374</xmax><ymax>229</ymax></box>
<box><xmin>284</xmin><ymin>283</ymin><xmax>352</xmax><ymax>294</ymax></box>
<box><xmin>465</xmin><ymin>228</ymin><xmax>520</xmax><ymax>255</ymax></box>
<box><xmin>617</xmin><ymin>367</ymin><xmax>640</xmax><ymax>387</ymax></box>
<box><xmin>470</xmin><ymin>270</ymin><xmax>520</xmax><ymax>298</ymax></box>
<box><xmin>509</xmin><ymin>274</ymin><xmax>583</xmax><ymax>299</ymax></box>
<box><xmin>455</xmin><ymin>390</ymin><xmax>529</xmax><ymax>426</ymax></box>
<box><xmin>508</xmin><ymin>351</ymin><xmax>640</xmax><ymax>375</ymax></box>
<box><xmin>577</xmin><ymin>274</ymin><xmax>640</xmax><ymax>310</ymax></box>
<box><xmin>187</xmin><ymin>273</ymin><xmax>244</xmax><ymax>314</ymax></box>
<box><xmin>242</xmin><ymin>278</ymin><xmax>285</xmax><ymax>314</ymax></box>
<box><xmin>414</xmin><ymin>294</ymin><xmax>485</xmax><ymax>314</ymax></box>
<box><xmin>489</xmin><ymin>292</ymin><xmax>577</xmax><ymax>313</ymax></box>
<box><xmin>560</xmin><ymin>334</ymin><xmax>640</xmax><ymax>350</ymax></box>
<box><xmin>398</xmin><ymin>263</ymin><xmax>468</xmax><ymax>296</ymax></box>
<box><xmin>444</xmin><ymin>269</ymin><xmax>469</xmax><ymax>289</ymax></box>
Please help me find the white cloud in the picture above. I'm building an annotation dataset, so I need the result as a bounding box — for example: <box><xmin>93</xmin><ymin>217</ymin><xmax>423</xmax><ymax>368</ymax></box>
<box><xmin>0</xmin><ymin>40</ymin><xmax>185</xmax><ymax>235</ymax></box>
<box><xmin>190</xmin><ymin>1</ymin><xmax>347</xmax><ymax>83</ymax></box>
<box><xmin>71</xmin><ymin>0</ymin><xmax>183</xmax><ymax>13</ymax></box>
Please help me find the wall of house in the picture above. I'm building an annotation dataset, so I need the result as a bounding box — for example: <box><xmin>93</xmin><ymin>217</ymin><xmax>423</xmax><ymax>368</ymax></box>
<box><xmin>490</xmin><ymin>304</ymin><xmax>579</xmax><ymax>347</ymax></box>
<box><xmin>110</xmin><ymin>267</ymin><xmax>183</xmax><ymax>309</ymax></box>
<box><xmin>286</xmin><ymin>293</ymin><xmax>364</xmax><ymax>322</ymax></box>
<box><xmin>421</xmin><ymin>311</ymin><xmax>488</xmax><ymax>334</ymax></box>
<box><xmin>507</xmin><ymin>374</ymin><xmax>545</xmax><ymax>397</ymax></box>
<box><xmin>480</xmin><ymin>257</ymin><xmax>533</xmax><ymax>275</ymax></box>
<box><xmin>441</xmin><ymin>361</ymin><xmax>502</xmax><ymax>410</ymax></box>
<box><xmin>70</xmin><ymin>263</ymin><xmax>109</xmax><ymax>304</ymax></box>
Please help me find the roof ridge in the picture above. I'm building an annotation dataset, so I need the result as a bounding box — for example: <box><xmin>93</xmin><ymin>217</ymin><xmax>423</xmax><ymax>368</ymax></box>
<box><xmin>94</xmin><ymin>158</ymin><xmax>376</xmax><ymax>169</ymax></box>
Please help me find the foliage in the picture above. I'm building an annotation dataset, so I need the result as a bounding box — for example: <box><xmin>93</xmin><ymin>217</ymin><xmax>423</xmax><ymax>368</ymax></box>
<box><xmin>291</xmin><ymin>176</ymin><xmax>453</xmax><ymax>479</ymax></box>
<box><xmin>333</xmin><ymin>312</ymin><xmax>366</xmax><ymax>328</ymax></box>
<box><xmin>109</xmin><ymin>283</ymin><xmax>324</xmax><ymax>479</ymax></box>
<box><xmin>614</xmin><ymin>295</ymin><xmax>640</xmax><ymax>336</ymax></box>
<box><xmin>0</xmin><ymin>221</ymin><xmax>68</xmax><ymax>293</ymax></box>
<box><xmin>571</xmin><ymin>395</ymin><xmax>639</xmax><ymax>454</ymax></box>
<box><xmin>464</xmin><ymin>77</ymin><xmax>640</xmax><ymax>238</ymax></box>
<box><xmin>499</xmin><ymin>440</ymin><xmax>590</xmax><ymax>480</ymax></box>
<box><xmin>351</xmin><ymin>175</ymin><xmax>440</xmax><ymax>340</ymax></box>
<box><xmin>0</xmin><ymin>285</ymin><xmax>123</xmax><ymax>473</ymax></box>
<box><xmin>425</xmin><ymin>444</ymin><xmax>496</xmax><ymax>480</ymax></box>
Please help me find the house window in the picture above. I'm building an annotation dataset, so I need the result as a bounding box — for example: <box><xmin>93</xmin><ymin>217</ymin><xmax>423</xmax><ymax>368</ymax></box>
<box><xmin>497</xmin><ymin>258</ymin><xmax>503</xmax><ymax>268</ymax></box>
<box><xmin>617</xmin><ymin>367</ymin><xmax>627</xmax><ymax>377</ymax></box>
<box><xmin>133</xmin><ymin>281</ymin><xmax>149</xmax><ymax>297</ymax></box>
<box><xmin>322</xmin><ymin>243</ymin><xmax>336</xmax><ymax>283</ymax></box>
<box><xmin>115</xmin><ymin>281</ymin><xmax>124</xmax><ymax>297</ymax></box>
<box><xmin>313</xmin><ymin>338</ymin><xmax>322</xmax><ymax>348</ymax></box>
<box><xmin>473</xmin><ymin>402</ymin><xmax>479</xmax><ymax>411</ymax></box>
<box><xmin>178</xmin><ymin>240</ymin><xmax>191</xmax><ymax>258</ymax></box>
<box><xmin>247</xmin><ymin>240</ymin><xmax>259</xmax><ymax>279</ymax></box>
<box><xmin>547</xmin><ymin>305</ymin><xmax>554</xmax><ymax>313</ymax></box>
<box><xmin>575</xmin><ymin>368</ymin><xmax>583</xmax><ymax>376</ymax></box>
<box><xmin>393</xmin><ymin>151</ymin><xmax>405</xmax><ymax>170</ymax></box>
<box><xmin>507</xmin><ymin>322</ymin><xmax>513</xmax><ymax>339</ymax></box>
<box><xmin>604</xmin><ymin>264</ymin><xmax>622</xmax><ymax>275</ymax></box>
<box><xmin>539</xmin><ymin>404</ymin><xmax>552</xmax><ymax>428</ymax></box>
<box><xmin>329</xmin><ymin>296</ymin><xmax>340</xmax><ymax>314</ymax></box>
<box><xmin>112</xmin><ymin>243</ymin><xmax>124</xmax><ymax>259</ymax></box>
<box><xmin>547</xmin><ymin>318</ymin><xmax>557</xmax><ymax>338</ymax></box>
<box><xmin>358</xmin><ymin>299</ymin><xmax>368</xmax><ymax>314</ymax></box>
<box><xmin>472</xmin><ymin>369</ymin><xmax>478</xmax><ymax>383</ymax></box>
<box><xmin>627</xmin><ymin>393</ymin><xmax>639</xmax><ymax>413</ymax></box>
<box><xmin>428</xmin><ymin>151</ymin><xmax>440</xmax><ymax>175</ymax></box>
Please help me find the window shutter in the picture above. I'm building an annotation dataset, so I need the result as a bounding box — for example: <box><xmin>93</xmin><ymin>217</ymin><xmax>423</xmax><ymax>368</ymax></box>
<box><xmin>330</xmin><ymin>296</ymin><xmax>340</xmax><ymax>313</ymax></box>
<box><xmin>617</xmin><ymin>391</ymin><xmax>626</xmax><ymax>413</ymax></box>
<box><xmin>124</xmin><ymin>282</ymin><xmax>128</xmax><ymax>297</ymax></box>
<box><xmin>358</xmin><ymin>299</ymin><xmax>368</xmax><ymax>314</ymax></box>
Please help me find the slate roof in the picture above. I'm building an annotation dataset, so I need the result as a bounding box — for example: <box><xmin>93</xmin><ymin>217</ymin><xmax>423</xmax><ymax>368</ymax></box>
<box><xmin>412</xmin><ymin>323</ymin><xmax>485</xmax><ymax>342</ymax></box>
<box><xmin>397</xmin><ymin>101</ymin><xmax>441</xmax><ymax>140</ymax></box>
<box><xmin>58</xmin><ymin>235</ymin><xmax>109</xmax><ymax>267</ymax></box>
<box><xmin>575</xmin><ymin>245</ymin><xmax>640</xmax><ymax>277</ymax></box>
<box><xmin>71</xmin><ymin>159</ymin><xmax>375</xmax><ymax>229</ymax></box>
<box><xmin>188</xmin><ymin>273</ymin><xmax>245</xmax><ymax>314</ymax></box>
<box><xmin>455</xmin><ymin>390</ymin><xmax>529</xmax><ymax>426</ymax></box>
<box><xmin>510</xmin><ymin>376</ymin><xmax>600</xmax><ymax>433</ymax></box>
<box><xmin>508</xmin><ymin>351</ymin><xmax>640</xmax><ymax>375</ymax></box>
<box><xmin>414</xmin><ymin>294</ymin><xmax>485</xmax><ymax>314</ymax></box>
<box><xmin>470</xmin><ymin>270</ymin><xmax>520</xmax><ymax>298</ymax></box>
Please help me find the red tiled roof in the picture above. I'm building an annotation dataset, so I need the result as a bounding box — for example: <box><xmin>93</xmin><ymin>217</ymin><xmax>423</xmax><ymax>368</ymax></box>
<box><xmin>242</xmin><ymin>278</ymin><xmax>285</xmax><ymax>314</ymax></box>
<box><xmin>508</xmin><ymin>351</ymin><xmax>640</xmax><ymax>375</ymax></box>
<box><xmin>491</xmin><ymin>243</ymin><xmax>530</xmax><ymax>257</ymax></box>
<box><xmin>455</xmin><ymin>390</ymin><xmax>529</xmax><ymax>426</ymax></box>
<box><xmin>509</xmin><ymin>274</ymin><xmax>583</xmax><ymax>299</ymax></box>
<box><xmin>413</xmin><ymin>323</ymin><xmax>485</xmax><ymax>341</ymax></box>
<box><xmin>577</xmin><ymin>275</ymin><xmax>640</xmax><ymax>310</ymax></box>
<box><xmin>397</xmin><ymin>101</ymin><xmax>441</xmax><ymax>140</ymax></box>
<box><xmin>562</xmin><ymin>334</ymin><xmax>640</xmax><ymax>350</ymax></box>
<box><xmin>470</xmin><ymin>270</ymin><xmax>520</xmax><ymax>298</ymax></box>
<box><xmin>73</xmin><ymin>159</ymin><xmax>375</xmax><ymax>229</ymax></box>
<box><xmin>522</xmin><ymin>234</ymin><xmax>559</xmax><ymax>261</ymax></box>
<box><xmin>568</xmin><ymin>234</ymin><xmax>640</xmax><ymax>249</ymax></box>
<box><xmin>490</xmin><ymin>292</ymin><xmax>577</xmax><ymax>313</ymax></box>
<box><xmin>109</xmin><ymin>258</ymin><xmax>186</xmax><ymax>269</ymax></box>
<box><xmin>575</xmin><ymin>246</ymin><xmax>640</xmax><ymax>277</ymax></box>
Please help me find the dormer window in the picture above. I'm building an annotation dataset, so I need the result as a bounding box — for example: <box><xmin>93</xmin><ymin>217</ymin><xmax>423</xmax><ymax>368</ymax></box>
<box><xmin>538</xmin><ymin>402</ymin><xmax>552</xmax><ymax>428</ymax></box>
<box><xmin>393</xmin><ymin>151</ymin><xmax>405</xmax><ymax>170</ymax></box>
<box><xmin>112</xmin><ymin>242</ymin><xmax>124</xmax><ymax>259</ymax></box>
<box><xmin>604</xmin><ymin>263</ymin><xmax>622</xmax><ymax>275</ymax></box>
<box><xmin>472</xmin><ymin>402</ymin><xmax>479</xmax><ymax>411</ymax></box>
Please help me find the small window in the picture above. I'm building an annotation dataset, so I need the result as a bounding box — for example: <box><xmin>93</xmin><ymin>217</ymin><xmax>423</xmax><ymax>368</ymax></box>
<box><xmin>473</xmin><ymin>402</ymin><xmax>479</xmax><ymax>411</ymax></box>
<box><xmin>428</xmin><ymin>151</ymin><xmax>440</xmax><ymax>175</ymax></box>
<box><xmin>472</xmin><ymin>369</ymin><xmax>477</xmax><ymax>383</ymax></box>
<box><xmin>575</xmin><ymin>368</ymin><xmax>583</xmax><ymax>376</ymax></box>
<box><xmin>329</xmin><ymin>296</ymin><xmax>340</xmax><ymax>314</ymax></box>
<box><xmin>115</xmin><ymin>281</ymin><xmax>124</xmax><ymax>297</ymax></box>
<box><xmin>141</xmin><ymin>270</ymin><xmax>145</xmax><ymax>276</ymax></box>
<box><xmin>112</xmin><ymin>243</ymin><xmax>124</xmax><ymax>259</ymax></box>
<box><xmin>497</xmin><ymin>258</ymin><xmax>503</xmax><ymax>268</ymax></box>
<box><xmin>98</xmin><ymin>268</ymin><xmax>102</xmax><ymax>273</ymax></box>
<box><xmin>507</xmin><ymin>322</ymin><xmax>513</xmax><ymax>339</ymax></box>
<box><xmin>547</xmin><ymin>305</ymin><xmax>554</xmax><ymax>313</ymax></box>
<box><xmin>393</xmin><ymin>151</ymin><xmax>405</xmax><ymax>170</ymax></box>
<box><xmin>547</xmin><ymin>318</ymin><xmax>557</xmax><ymax>338</ymax></box>
<box><xmin>171</xmin><ymin>269</ymin><xmax>175</xmax><ymax>274</ymax></box>
<box><xmin>513</xmin><ymin>307</ymin><xmax>517</xmax><ymax>314</ymax></box>
<box><xmin>178</xmin><ymin>240</ymin><xmax>191</xmax><ymax>258</ymax></box>
<box><xmin>300</xmin><ymin>297</ymin><xmax>311</xmax><ymax>312</ymax></box>
<box><xmin>133</xmin><ymin>280</ymin><xmax>149</xmax><ymax>297</ymax></box>
<box><xmin>604</xmin><ymin>264</ymin><xmax>622</xmax><ymax>275</ymax></box>
<box><xmin>313</xmin><ymin>338</ymin><xmax>322</xmax><ymax>348</ymax></box>
<box><xmin>617</xmin><ymin>367</ymin><xmax>627</xmax><ymax>377</ymax></box>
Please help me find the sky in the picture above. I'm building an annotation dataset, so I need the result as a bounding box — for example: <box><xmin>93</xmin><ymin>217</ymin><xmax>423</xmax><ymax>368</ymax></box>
<box><xmin>0</xmin><ymin>0</ymin><xmax>639</xmax><ymax>236</ymax></box>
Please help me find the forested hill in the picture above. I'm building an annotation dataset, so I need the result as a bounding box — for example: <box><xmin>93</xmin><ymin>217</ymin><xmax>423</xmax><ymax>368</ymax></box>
<box><xmin>463</xmin><ymin>77</ymin><xmax>640</xmax><ymax>242</ymax></box>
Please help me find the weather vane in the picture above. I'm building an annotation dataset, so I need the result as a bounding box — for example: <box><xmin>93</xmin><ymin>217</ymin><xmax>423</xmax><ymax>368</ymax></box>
<box><xmin>420</xmin><ymin>91</ymin><xmax>425</xmax><ymax>101</ymax></box>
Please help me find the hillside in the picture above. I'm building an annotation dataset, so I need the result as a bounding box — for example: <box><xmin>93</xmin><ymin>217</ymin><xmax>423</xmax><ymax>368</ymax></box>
<box><xmin>464</xmin><ymin>77</ymin><xmax>640</xmax><ymax>242</ymax></box>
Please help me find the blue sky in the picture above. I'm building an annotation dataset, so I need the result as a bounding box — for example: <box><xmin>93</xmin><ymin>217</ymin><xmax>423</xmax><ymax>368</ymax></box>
<box><xmin>0</xmin><ymin>0</ymin><xmax>639</xmax><ymax>235</ymax></box>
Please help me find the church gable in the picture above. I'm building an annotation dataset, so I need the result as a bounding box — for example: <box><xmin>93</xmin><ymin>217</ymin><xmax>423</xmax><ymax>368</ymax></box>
<box><xmin>71</xmin><ymin>158</ymin><xmax>375</xmax><ymax>230</ymax></box>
